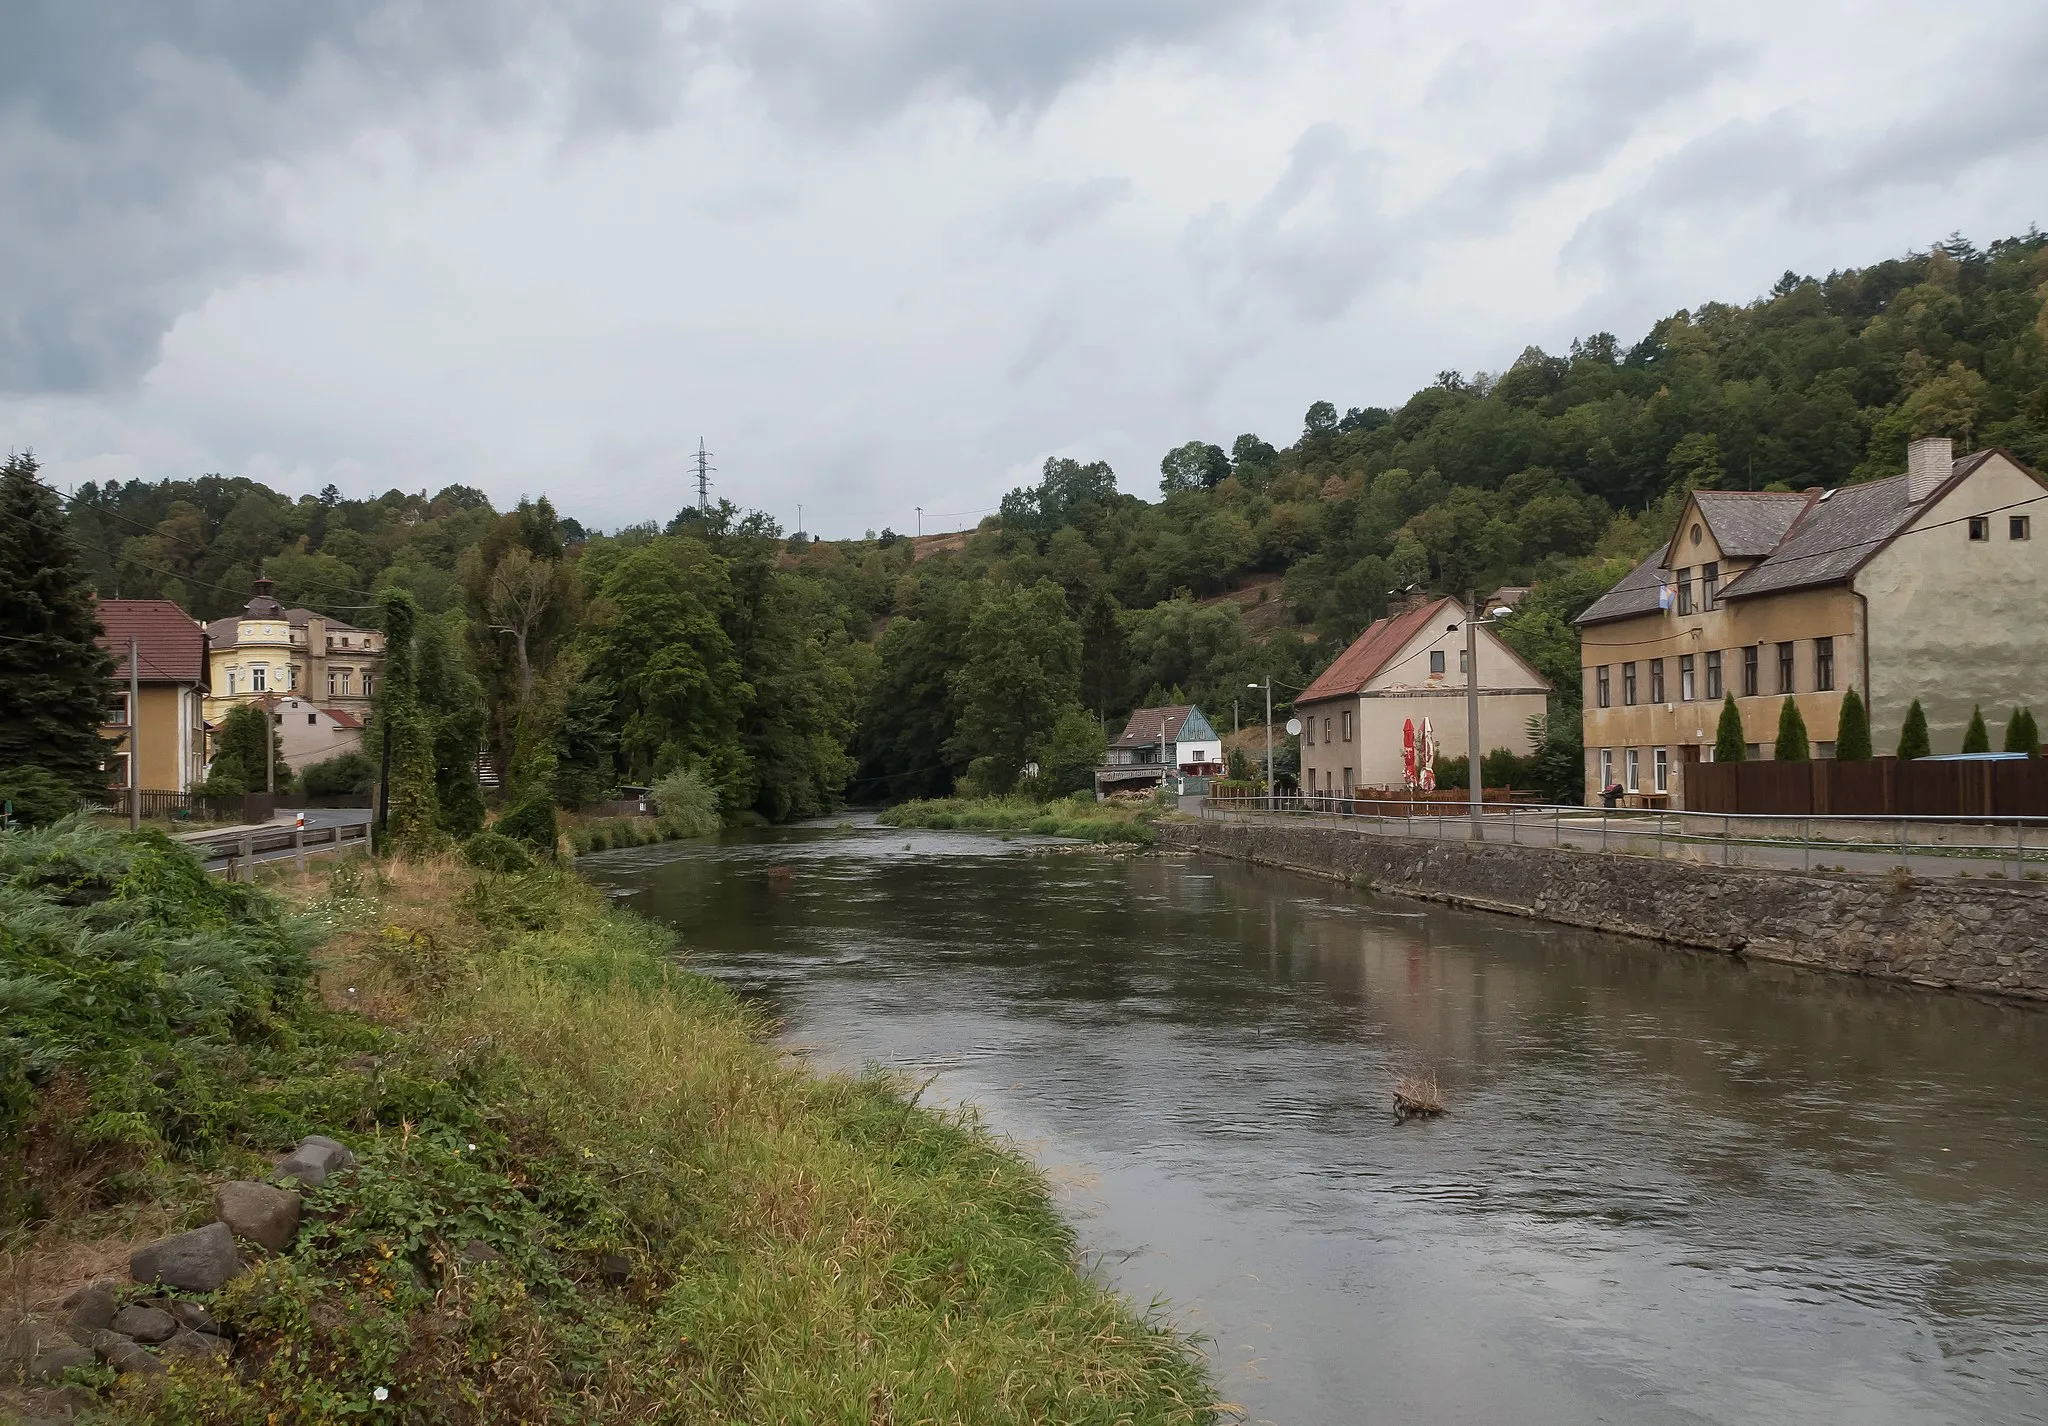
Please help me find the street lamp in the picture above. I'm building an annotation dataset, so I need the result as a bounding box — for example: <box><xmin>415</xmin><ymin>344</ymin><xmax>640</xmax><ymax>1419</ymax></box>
<box><xmin>1248</xmin><ymin>680</ymin><xmax>1271</xmax><ymax>808</ymax></box>
<box><xmin>1449</xmin><ymin>592</ymin><xmax>1517</xmax><ymax>833</ymax></box>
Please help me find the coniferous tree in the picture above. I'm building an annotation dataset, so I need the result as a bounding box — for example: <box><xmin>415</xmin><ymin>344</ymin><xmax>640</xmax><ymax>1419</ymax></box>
<box><xmin>1773</xmin><ymin>697</ymin><xmax>1810</xmax><ymax>761</ymax></box>
<box><xmin>1897</xmin><ymin>698</ymin><xmax>1931</xmax><ymax>760</ymax></box>
<box><xmin>0</xmin><ymin>453</ymin><xmax>117</xmax><ymax>793</ymax></box>
<box><xmin>2006</xmin><ymin>707</ymin><xmax>2041</xmax><ymax>757</ymax></box>
<box><xmin>1834</xmin><ymin>687</ymin><xmax>1872</xmax><ymax>761</ymax></box>
<box><xmin>202</xmin><ymin>703</ymin><xmax>284</xmax><ymax>794</ymax></box>
<box><xmin>1713</xmin><ymin>694</ymin><xmax>1746</xmax><ymax>762</ymax></box>
<box><xmin>1961</xmin><ymin>704</ymin><xmax>1990</xmax><ymax>754</ymax></box>
<box><xmin>373</xmin><ymin>590</ymin><xmax>442</xmax><ymax>847</ymax></box>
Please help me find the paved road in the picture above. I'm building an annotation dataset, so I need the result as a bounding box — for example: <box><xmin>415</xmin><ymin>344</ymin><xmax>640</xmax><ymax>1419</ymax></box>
<box><xmin>183</xmin><ymin>808</ymin><xmax>373</xmax><ymax>873</ymax></box>
<box><xmin>1201</xmin><ymin>807</ymin><xmax>2046</xmax><ymax>881</ymax></box>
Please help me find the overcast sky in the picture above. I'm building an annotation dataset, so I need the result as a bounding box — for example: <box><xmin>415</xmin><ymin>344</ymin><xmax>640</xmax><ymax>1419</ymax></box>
<box><xmin>4</xmin><ymin>2</ymin><xmax>2045</xmax><ymax>537</ymax></box>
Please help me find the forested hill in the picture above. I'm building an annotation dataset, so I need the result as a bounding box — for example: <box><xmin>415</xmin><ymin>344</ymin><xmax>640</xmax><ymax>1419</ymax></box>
<box><xmin>53</xmin><ymin>230</ymin><xmax>2048</xmax><ymax>810</ymax></box>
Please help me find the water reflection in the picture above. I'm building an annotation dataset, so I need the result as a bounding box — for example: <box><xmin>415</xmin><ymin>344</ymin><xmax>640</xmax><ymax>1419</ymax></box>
<box><xmin>582</xmin><ymin>820</ymin><xmax>2048</xmax><ymax>1426</ymax></box>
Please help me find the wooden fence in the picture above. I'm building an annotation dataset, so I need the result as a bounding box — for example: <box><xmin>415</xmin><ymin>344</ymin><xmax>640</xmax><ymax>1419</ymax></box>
<box><xmin>104</xmin><ymin>789</ymin><xmax>278</xmax><ymax>824</ymax></box>
<box><xmin>1686</xmin><ymin>757</ymin><xmax>2048</xmax><ymax>818</ymax></box>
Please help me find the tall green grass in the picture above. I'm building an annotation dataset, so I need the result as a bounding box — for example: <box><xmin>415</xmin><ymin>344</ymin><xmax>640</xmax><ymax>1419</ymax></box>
<box><xmin>879</xmin><ymin>794</ymin><xmax>1159</xmax><ymax>846</ymax></box>
<box><xmin>1</xmin><ymin>824</ymin><xmax>1214</xmax><ymax>1423</ymax></box>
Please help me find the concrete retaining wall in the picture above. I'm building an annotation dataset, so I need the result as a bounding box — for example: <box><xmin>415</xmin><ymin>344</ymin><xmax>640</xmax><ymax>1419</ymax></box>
<box><xmin>1159</xmin><ymin>818</ymin><xmax>2048</xmax><ymax>1002</ymax></box>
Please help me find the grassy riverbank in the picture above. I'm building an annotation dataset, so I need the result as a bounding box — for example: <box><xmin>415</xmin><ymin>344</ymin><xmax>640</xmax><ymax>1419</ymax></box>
<box><xmin>1</xmin><ymin>823</ymin><xmax>1214</xmax><ymax>1423</ymax></box>
<box><xmin>878</xmin><ymin>795</ymin><xmax>1159</xmax><ymax>845</ymax></box>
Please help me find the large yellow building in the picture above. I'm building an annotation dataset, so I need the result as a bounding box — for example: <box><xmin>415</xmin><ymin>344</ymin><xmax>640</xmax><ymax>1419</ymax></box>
<box><xmin>1575</xmin><ymin>438</ymin><xmax>2048</xmax><ymax>806</ymax></box>
<box><xmin>203</xmin><ymin>578</ymin><xmax>383</xmax><ymax>729</ymax></box>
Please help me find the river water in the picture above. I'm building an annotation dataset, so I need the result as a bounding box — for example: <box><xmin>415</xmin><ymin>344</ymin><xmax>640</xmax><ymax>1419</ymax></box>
<box><xmin>580</xmin><ymin>818</ymin><xmax>2048</xmax><ymax>1426</ymax></box>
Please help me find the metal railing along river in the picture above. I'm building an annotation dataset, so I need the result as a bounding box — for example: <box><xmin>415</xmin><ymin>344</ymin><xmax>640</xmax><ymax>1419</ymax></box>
<box><xmin>181</xmin><ymin>819</ymin><xmax>372</xmax><ymax>879</ymax></box>
<box><xmin>1199</xmin><ymin>793</ymin><xmax>2048</xmax><ymax>881</ymax></box>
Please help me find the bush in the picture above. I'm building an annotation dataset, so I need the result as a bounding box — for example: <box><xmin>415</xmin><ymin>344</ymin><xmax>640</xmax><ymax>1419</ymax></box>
<box><xmin>1898</xmin><ymin>698</ymin><xmax>1931</xmax><ymax>759</ymax></box>
<box><xmin>460</xmin><ymin>830</ymin><xmax>533</xmax><ymax>875</ymax></box>
<box><xmin>0</xmin><ymin>766</ymin><xmax>80</xmax><ymax>827</ymax></box>
<box><xmin>495</xmin><ymin>795</ymin><xmax>558</xmax><ymax>856</ymax></box>
<box><xmin>650</xmin><ymin>766</ymin><xmax>720</xmax><ymax>838</ymax></box>
<box><xmin>301</xmin><ymin>751</ymin><xmax>375</xmax><ymax>797</ymax></box>
<box><xmin>1834</xmin><ymin>687</ymin><xmax>1872</xmax><ymax>761</ymax></box>
<box><xmin>1774</xmin><ymin>697</ymin><xmax>1810</xmax><ymax>761</ymax></box>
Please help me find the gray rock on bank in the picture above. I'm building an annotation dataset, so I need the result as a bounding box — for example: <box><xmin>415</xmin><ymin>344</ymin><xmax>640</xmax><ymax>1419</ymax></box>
<box><xmin>274</xmin><ymin>1133</ymin><xmax>357</xmax><ymax>1189</ymax></box>
<box><xmin>213</xmin><ymin>1179</ymin><xmax>303</xmax><ymax>1253</ymax></box>
<box><xmin>1</xmin><ymin>1320</ymin><xmax>93</xmax><ymax>1385</ymax></box>
<box><xmin>63</xmin><ymin>1281</ymin><xmax>118</xmax><ymax>1333</ymax></box>
<box><xmin>131</xmin><ymin>1221</ymin><xmax>245</xmax><ymax>1292</ymax></box>
<box><xmin>108</xmin><ymin>1304</ymin><xmax>177</xmax><ymax>1344</ymax></box>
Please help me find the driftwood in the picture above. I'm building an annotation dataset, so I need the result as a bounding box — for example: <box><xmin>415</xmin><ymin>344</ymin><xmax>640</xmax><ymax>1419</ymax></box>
<box><xmin>1393</xmin><ymin>1073</ymin><xmax>1445</xmax><ymax>1121</ymax></box>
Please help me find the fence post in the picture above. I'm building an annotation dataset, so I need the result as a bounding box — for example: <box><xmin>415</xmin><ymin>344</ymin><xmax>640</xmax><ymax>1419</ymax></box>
<box><xmin>1803</xmin><ymin>817</ymin><xmax>1810</xmax><ymax>875</ymax></box>
<box><xmin>238</xmin><ymin>833</ymin><xmax>252</xmax><ymax>883</ymax></box>
<box><xmin>2016</xmin><ymin>818</ymin><xmax>2024</xmax><ymax>883</ymax></box>
<box><xmin>1722</xmin><ymin>814</ymin><xmax>1731</xmax><ymax>866</ymax></box>
<box><xmin>1601</xmin><ymin>807</ymin><xmax>1609</xmax><ymax>854</ymax></box>
<box><xmin>294</xmin><ymin>826</ymin><xmax>305</xmax><ymax>874</ymax></box>
<box><xmin>1899</xmin><ymin>817</ymin><xmax>1907</xmax><ymax>872</ymax></box>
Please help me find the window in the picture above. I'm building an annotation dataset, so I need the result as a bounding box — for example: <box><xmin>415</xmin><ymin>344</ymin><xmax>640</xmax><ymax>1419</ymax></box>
<box><xmin>1649</xmin><ymin>659</ymin><xmax>1665</xmax><ymax>703</ymax></box>
<box><xmin>1459</xmin><ymin>648</ymin><xmax>1468</xmax><ymax>674</ymax></box>
<box><xmin>250</xmin><ymin>664</ymin><xmax>267</xmax><ymax>693</ymax></box>
<box><xmin>2013</xmin><ymin>515</ymin><xmax>2031</xmax><ymax>541</ymax></box>
<box><xmin>1622</xmin><ymin>662</ymin><xmax>1638</xmax><ymax>706</ymax></box>
<box><xmin>1815</xmin><ymin>637</ymin><xmax>1834</xmax><ymax>692</ymax></box>
<box><xmin>1777</xmin><ymin>641</ymin><xmax>1795</xmax><ymax>693</ymax></box>
<box><xmin>105</xmin><ymin>693</ymin><xmax>129</xmax><ymax>726</ymax></box>
<box><xmin>1706</xmin><ymin>650</ymin><xmax>1723</xmax><ymax>700</ymax></box>
<box><xmin>307</xmin><ymin>713</ymin><xmax>318</xmax><ymax>725</ymax></box>
<box><xmin>1323</xmin><ymin>717</ymin><xmax>1332</xmax><ymax>744</ymax></box>
<box><xmin>272</xmin><ymin>712</ymin><xmax>283</xmax><ymax>726</ymax></box>
<box><xmin>1815</xmin><ymin>742</ymin><xmax>1837</xmax><ymax>759</ymax></box>
<box><xmin>105</xmin><ymin>751</ymin><xmax>130</xmax><ymax>788</ymax></box>
<box><xmin>1305</xmin><ymin>718</ymin><xmax>1314</xmax><ymax>745</ymax></box>
<box><xmin>287</xmin><ymin>664</ymin><xmax>297</xmax><ymax>690</ymax></box>
<box><xmin>1679</xmin><ymin>654</ymin><xmax>1696</xmax><ymax>702</ymax></box>
<box><xmin>1430</xmin><ymin>650</ymin><xmax>1446</xmax><ymax>675</ymax></box>
<box><xmin>1969</xmin><ymin>516</ymin><xmax>1990</xmax><ymax>541</ymax></box>
<box><xmin>327</xmin><ymin>670</ymin><xmax>337</xmax><ymax>696</ymax></box>
<box><xmin>361</xmin><ymin>675</ymin><xmax>373</xmax><ymax>697</ymax></box>
<box><xmin>1599</xmin><ymin>748</ymin><xmax>1614</xmax><ymax>789</ymax></box>
<box><xmin>226</xmin><ymin>670</ymin><xmax>238</xmax><ymax>695</ymax></box>
<box><xmin>1654</xmin><ymin>748</ymin><xmax>1669</xmax><ymax>793</ymax></box>
<box><xmin>1746</xmin><ymin>743</ymin><xmax>1762</xmax><ymax>760</ymax></box>
<box><xmin>1596</xmin><ymin>666</ymin><xmax>1611</xmax><ymax>708</ymax></box>
<box><xmin>1341</xmin><ymin>710</ymin><xmax>1353</xmax><ymax>742</ymax></box>
<box><xmin>1676</xmin><ymin>568</ymin><xmax>1694</xmax><ymax>615</ymax></box>
<box><xmin>1702</xmin><ymin>561</ymin><xmax>1720</xmax><ymax>610</ymax></box>
<box><xmin>1742</xmin><ymin>645</ymin><xmax>1759</xmax><ymax>698</ymax></box>
<box><xmin>1625</xmin><ymin>748</ymin><xmax>1640</xmax><ymax>793</ymax></box>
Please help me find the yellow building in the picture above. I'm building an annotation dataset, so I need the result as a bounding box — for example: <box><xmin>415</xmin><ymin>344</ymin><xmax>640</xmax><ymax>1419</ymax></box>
<box><xmin>95</xmin><ymin>599</ymin><xmax>209</xmax><ymax>793</ymax></box>
<box><xmin>203</xmin><ymin>577</ymin><xmax>383</xmax><ymax>728</ymax></box>
<box><xmin>1575</xmin><ymin>438</ymin><xmax>2048</xmax><ymax>806</ymax></box>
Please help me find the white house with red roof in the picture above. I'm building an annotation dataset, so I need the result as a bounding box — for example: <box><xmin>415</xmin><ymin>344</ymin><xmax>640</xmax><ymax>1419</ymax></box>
<box><xmin>1295</xmin><ymin>595</ymin><xmax>1551</xmax><ymax>799</ymax></box>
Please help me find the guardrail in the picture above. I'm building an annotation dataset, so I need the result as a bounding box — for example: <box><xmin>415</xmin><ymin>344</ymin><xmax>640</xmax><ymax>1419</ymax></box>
<box><xmin>1200</xmin><ymin>794</ymin><xmax>2048</xmax><ymax>880</ymax></box>
<box><xmin>187</xmin><ymin>820</ymin><xmax>372</xmax><ymax>879</ymax></box>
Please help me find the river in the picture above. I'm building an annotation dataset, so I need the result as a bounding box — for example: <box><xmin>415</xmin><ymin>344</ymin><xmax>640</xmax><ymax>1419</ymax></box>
<box><xmin>579</xmin><ymin>817</ymin><xmax>2048</xmax><ymax>1426</ymax></box>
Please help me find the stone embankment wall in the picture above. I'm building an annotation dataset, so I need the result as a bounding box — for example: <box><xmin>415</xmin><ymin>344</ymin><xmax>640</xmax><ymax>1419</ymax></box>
<box><xmin>1159</xmin><ymin>818</ymin><xmax>2048</xmax><ymax>1002</ymax></box>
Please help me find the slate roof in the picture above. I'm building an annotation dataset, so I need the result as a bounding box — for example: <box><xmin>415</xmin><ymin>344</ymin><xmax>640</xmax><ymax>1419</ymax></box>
<box><xmin>1114</xmin><ymin>705</ymin><xmax>1202</xmax><ymax>749</ymax></box>
<box><xmin>1573</xmin><ymin>555</ymin><xmax>1670</xmax><ymax>626</ymax></box>
<box><xmin>96</xmin><ymin>600</ymin><xmax>208</xmax><ymax>684</ymax></box>
<box><xmin>1720</xmin><ymin>453</ymin><xmax>1996</xmax><ymax>600</ymax></box>
<box><xmin>205</xmin><ymin>603</ymin><xmax>370</xmax><ymax>651</ymax></box>
<box><xmin>1297</xmin><ymin>598</ymin><xmax>1454</xmax><ymax>703</ymax></box>
<box><xmin>1682</xmin><ymin>491</ymin><xmax>1809</xmax><ymax>559</ymax></box>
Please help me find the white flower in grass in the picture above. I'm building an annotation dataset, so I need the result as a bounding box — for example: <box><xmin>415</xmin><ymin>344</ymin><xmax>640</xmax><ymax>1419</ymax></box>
<box><xmin>373</xmin><ymin>1386</ymin><xmax>389</xmax><ymax>1402</ymax></box>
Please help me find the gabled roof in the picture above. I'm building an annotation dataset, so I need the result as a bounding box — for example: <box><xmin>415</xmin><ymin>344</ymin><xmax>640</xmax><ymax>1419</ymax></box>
<box><xmin>1574</xmin><ymin>553</ymin><xmax>1668</xmax><ymax>626</ymax></box>
<box><xmin>1667</xmin><ymin>490</ymin><xmax>1809</xmax><ymax>562</ymax></box>
<box><xmin>96</xmin><ymin>600</ymin><xmax>207</xmax><ymax>684</ymax></box>
<box><xmin>1720</xmin><ymin>452</ymin><xmax>2001</xmax><ymax>600</ymax></box>
<box><xmin>1297</xmin><ymin>597</ymin><xmax>1453</xmax><ymax>703</ymax></box>
<box><xmin>1114</xmin><ymin>705</ymin><xmax>1205</xmax><ymax>748</ymax></box>
<box><xmin>206</xmin><ymin>604</ymin><xmax>370</xmax><ymax>650</ymax></box>
<box><xmin>324</xmin><ymin>707</ymin><xmax>364</xmax><ymax>730</ymax></box>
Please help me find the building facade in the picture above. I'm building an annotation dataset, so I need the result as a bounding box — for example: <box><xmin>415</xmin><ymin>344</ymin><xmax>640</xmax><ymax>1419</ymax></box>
<box><xmin>1096</xmin><ymin>705</ymin><xmax>1224</xmax><ymax>797</ymax></box>
<box><xmin>1575</xmin><ymin>439</ymin><xmax>2048</xmax><ymax>806</ymax></box>
<box><xmin>95</xmin><ymin>599</ymin><xmax>210</xmax><ymax>793</ymax></box>
<box><xmin>204</xmin><ymin>578</ymin><xmax>383</xmax><ymax>728</ymax></box>
<box><xmin>1296</xmin><ymin>595</ymin><xmax>1551</xmax><ymax>798</ymax></box>
<box><xmin>269</xmin><ymin>696</ymin><xmax>366</xmax><ymax>771</ymax></box>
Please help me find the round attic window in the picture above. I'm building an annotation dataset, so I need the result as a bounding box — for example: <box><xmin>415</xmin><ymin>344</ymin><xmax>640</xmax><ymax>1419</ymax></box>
<box><xmin>1690</xmin><ymin>522</ymin><xmax>1703</xmax><ymax>545</ymax></box>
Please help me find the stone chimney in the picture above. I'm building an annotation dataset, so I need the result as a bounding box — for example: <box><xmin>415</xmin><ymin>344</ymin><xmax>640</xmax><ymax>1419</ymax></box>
<box><xmin>1907</xmin><ymin>435</ymin><xmax>1953</xmax><ymax>503</ymax></box>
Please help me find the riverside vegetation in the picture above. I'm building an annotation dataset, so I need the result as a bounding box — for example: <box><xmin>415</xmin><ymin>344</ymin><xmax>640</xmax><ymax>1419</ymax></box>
<box><xmin>0</xmin><ymin>822</ymin><xmax>1216</xmax><ymax>1424</ymax></box>
<box><xmin>878</xmin><ymin>795</ymin><xmax>1159</xmax><ymax>846</ymax></box>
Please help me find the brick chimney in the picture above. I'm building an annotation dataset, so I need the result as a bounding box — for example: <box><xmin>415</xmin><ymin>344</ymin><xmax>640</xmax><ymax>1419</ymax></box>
<box><xmin>1906</xmin><ymin>435</ymin><xmax>1952</xmax><ymax>503</ymax></box>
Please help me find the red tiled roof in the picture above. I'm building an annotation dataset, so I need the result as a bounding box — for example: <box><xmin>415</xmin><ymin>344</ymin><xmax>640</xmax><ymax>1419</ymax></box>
<box><xmin>1296</xmin><ymin>597</ymin><xmax>1454</xmax><ymax>704</ymax></box>
<box><xmin>323</xmin><ymin>707</ymin><xmax>364</xmax><ymax>729</ymax></box>
<box><xmin>95</xmin><ymin>600</ymin><xmax>207</xmax><ymax>684</ymax></box>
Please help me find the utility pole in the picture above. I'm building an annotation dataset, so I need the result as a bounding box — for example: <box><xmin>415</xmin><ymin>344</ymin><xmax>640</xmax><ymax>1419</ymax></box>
<box><xmin>265</xmin><ymin>690</ymin><xmax>275</xmax><ymax>796</ymax></box>
<box><xmin>1249</xmin><ymin>678</ymin><xmax>1272</xmax><ymax>808</ymax></box>
<box><xmin>1465</xmin><ymin>590</ymin><xmax>1482</xmax><ymax>833</ymax></box>
<box><xmin>693</xmin><ymin>439</ymin><xmax>715</xmax><ymax>511</ymax></box>
<box><xmin>797</xmin><ymin>503</ymin><xmax>803</xmax><ymax>539</ymax></box>
<box><xmin>916</xmin><ymin>506</ymin><xmax>923</xmax><ymax>538</ymax></box>
<box><xmin>128</xmin><ymin>638</ymin><xmax>141</xmax><ymax>832</ymax></box>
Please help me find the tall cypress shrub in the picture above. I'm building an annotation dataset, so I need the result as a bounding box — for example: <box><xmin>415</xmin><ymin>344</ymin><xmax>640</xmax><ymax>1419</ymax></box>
<box><xmin>0</xmin><ymin>452</ymin><xmax>117</xmax><ymax>793</ymax></box>
<box><xmin>374</xmin><ymin>590</ymin><xmax>442</xmax><ymax>847</ymax></box>
<box><xmin>1897</xmin><ymin>699</ymin><xmax>1931</xmax><ymax>760</ymax></box>
<box><xmin>1834</xmin><ymin>687</ymin><xmax>1872</xmax><ymax>761</ymax></box>
<box><xmin>1773</xmin><ymin>697</ymin><xmax>1809</xmax><ymax>761</ymax></box>
<box><xmin>1713</xmin><ymin>694</ymin><xmax>1746</xmax><ymax>762</ymax></box>
<box><xmin>2006</xmin><ymin>707</ymin><xmax>2041</xmax><ymax>757</ymax></box>
<box><xmin>1961</xmin><ymin>704</ymin><xmax>1990</xmax><ymax>754</ymax></box>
